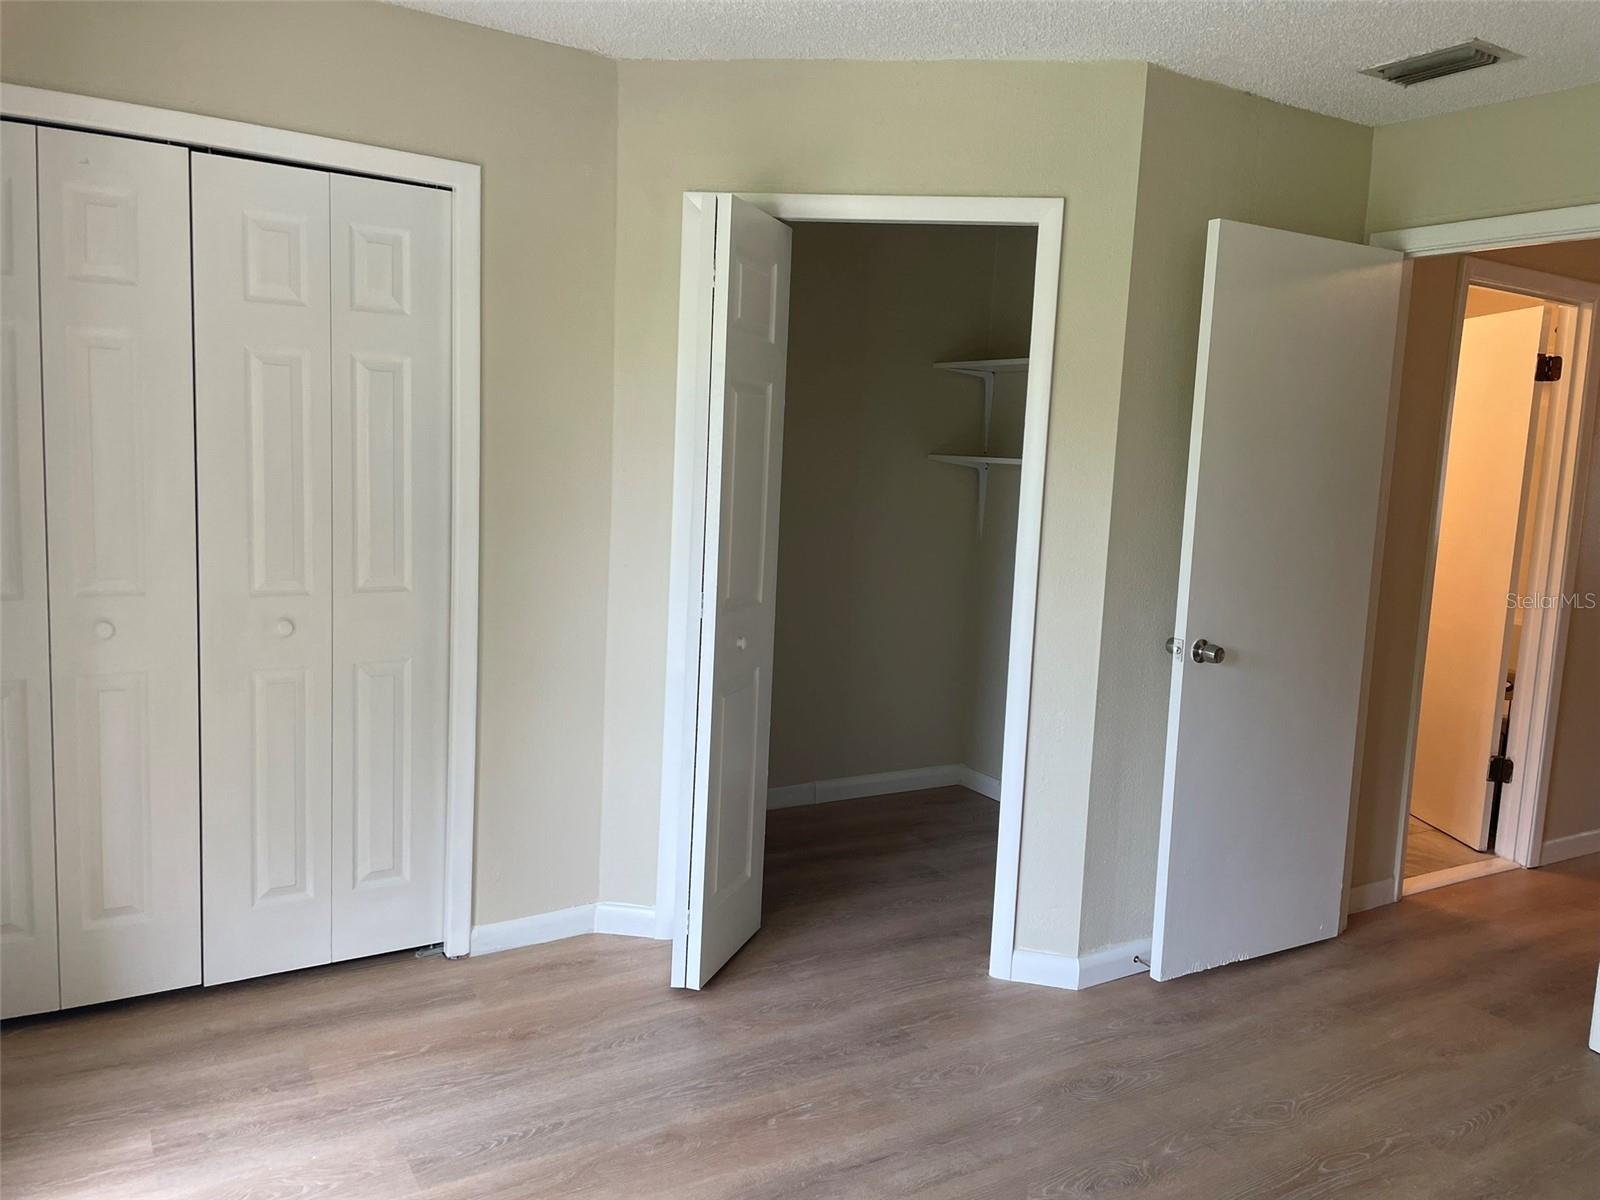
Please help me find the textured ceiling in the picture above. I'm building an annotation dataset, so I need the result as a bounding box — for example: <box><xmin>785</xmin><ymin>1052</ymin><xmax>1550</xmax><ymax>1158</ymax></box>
<box><xmin>390</xmin><ymin>0</ymin><xmax>1600</xmax><ymax>125</ymax></box>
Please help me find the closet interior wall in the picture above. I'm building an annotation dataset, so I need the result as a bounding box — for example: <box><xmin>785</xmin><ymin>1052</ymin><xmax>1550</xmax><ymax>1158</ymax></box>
<box><xmin>767</xmin><ymin>223</ymin><xmax>1035</xmax><ymax>802</ymax></box>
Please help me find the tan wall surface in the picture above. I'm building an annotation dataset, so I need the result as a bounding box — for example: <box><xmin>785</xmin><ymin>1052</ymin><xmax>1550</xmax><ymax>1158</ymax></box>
<box><xmin>598</xmin><ymin>59</ymin><xmax>1153</xmax><ymax>952</ymax></box>
<box><xmin>1077</xmin><ymin>67</ymin><xmax>1374</xmax><ymax>952</ymax></box>
<box><xmin>1</xmin><ymin>1</ymin><xmax>620</xmax><ymax>925</ymax></box>
<box><xmin>967</xmin><ymin>231</ymin><xmax>1038</xmax><ymax>782</ymax></box>
<box><xmin>769</xmin><ymin>223</ymin><xmax>1032</xmax><ymax>790</ymax></box>
<box><xmin>1353</xmin><ymin>239</ymin><xmax>1600</xmax><ymax>888</ymax></box>
<box><xmin>1367</xmin><ymin>83</ymin><xmax>1600</xmax><ymax>234</ymax></box>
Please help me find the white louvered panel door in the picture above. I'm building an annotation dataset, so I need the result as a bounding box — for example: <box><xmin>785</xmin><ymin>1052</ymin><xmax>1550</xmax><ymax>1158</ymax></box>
<box><xmin>329</xmin><ymin>175</ymin><xmax>450</xmax><ymax>959</ymax></box>
<box><xmin>1</xmin><ymin>122</ymin><xmax>61</xmax><ymax>1018</ymax></box>
<box><xmin>37</xmin><ymin>128</ymin><xmax>201</xmax><ymax>1007</ymax></box>
<box><xmin>193</xmin><ymin>155</ymin><xmax>334</xmax><ymax>985</ymax></box>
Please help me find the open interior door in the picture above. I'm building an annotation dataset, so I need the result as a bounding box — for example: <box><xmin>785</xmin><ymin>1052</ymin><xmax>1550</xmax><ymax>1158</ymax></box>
<box><xmin>1151</xmin><ymin>220</ymin><xmax>1403</xmax><ymax>982</ymax></box>
<box><xmin>677</xmin><ymin>195</ymin><xmax>792</xmax><ymax>988</ymax></box>
<box><xmin>1409</xmin><ymin>304</ymin><xmax>1545</xmax><ymax>850</ymax></box>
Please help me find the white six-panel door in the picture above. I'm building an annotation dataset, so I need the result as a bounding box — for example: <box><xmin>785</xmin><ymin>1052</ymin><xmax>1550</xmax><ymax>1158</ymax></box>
<box><xmin>37</xmin><ymin>127</ymin><xmax>201</xmax><ymax>1007</ymax></box>
<box><xmin>330</xmin><ymin>174</ymin><xmax>451</xmax><ymax>960</ymax></box>
<box><xmin>193</xmin><ymin>154</ymin><xmax>335</xmax><ymax>985</ymax></box>
<box><xmin>679</xmin><ymin>195</ymin><xmax>792</xmax><ymax>989</ymax></box>
<box><xmin>1</xmin><ymin>121</ymin><xmax>61</xmax><ymax>1018</ymax></box>
<box><xmin>1</xmin><ymin>117</ymin><xmax>455</xmax><ymax>1008</ymax></box>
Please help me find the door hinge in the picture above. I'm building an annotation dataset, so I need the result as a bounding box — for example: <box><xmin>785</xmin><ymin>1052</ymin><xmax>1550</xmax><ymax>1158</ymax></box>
<box><xmin>1487</xmin><ymin>755</ymin><xmax>1515</xmax><ymax>785</ymax></box>
<box><xmin>1535</xmin><ymin>353</ymin><xmax>1563</xmax><ymax>382</ymax></box>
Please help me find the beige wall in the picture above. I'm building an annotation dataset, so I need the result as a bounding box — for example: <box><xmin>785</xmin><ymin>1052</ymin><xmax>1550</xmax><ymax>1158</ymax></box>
<box><xmin>1076</xmin><ymin>67</ymin><xmax>1373</xmax><ymax>952</ymax></box>
<box><xmin>597</xmin><ymin>60</ymin><xmax>1153</xmax><ymax>952</ymax></box>
<box><xmin>0</xmin><ymin>1</ymin><xmax>620</xmax><ymax>925</ymax></box>
<box><xmin>967</xmin><ymin>232</ymin><xmax>1037</xmax><ymax>782</ymax></box>
<box><xmin>769</xmin><ymin>223</ymin><xmax>1032</xmax><ymax>790</ymax></box>
<box><xmin>1367</xmin><ymin>83</ymin><xmax>1600</xmax><ymax>234</ymax></box>
<box><xmin>1352</xmin><ymin>239</ymin><xmax>1600</xmax><ymax>888</ymax></box>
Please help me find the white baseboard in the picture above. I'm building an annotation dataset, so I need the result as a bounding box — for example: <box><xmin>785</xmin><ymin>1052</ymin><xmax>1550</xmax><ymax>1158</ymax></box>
<box><xmin>1347</xmin><ymin>877</ymin><xmax>1398</xmax><ymax>914</ymax></box>
<box><xmin>1540</xmin><ymin>828</ymin><xmax>1600</xmax><ymax>865</ymax></box>
<box><xmin>1007</xmin><ymin>937</ymin><xmax>1151</xmax><ymax>991</ymax></box>
<box><xmin>470</xmin><ymin>904</ymin><xmax>596</xmax><ymax>955</ymax></box>
<box><xmin>471</xmin><ymin>901</ymin><xmax>664</xmax><ymax>955</ymax></box>
<box><xmin>767</xmin><ymin>781</ymin><xmax>819</xmax><ymax>809</ymax></box>
<box><xmin>956</xmin><ymin>766</ymin><xmax>1001</xmax><ymax>800</ymax></box>
<box><xmin>594</xmin><ymin>902</ymin><xmax>658</xmax><ymax>938</ymax></box>
<box><xmin>768</xmin><ymin>763</ymin><xmax>1000</xmax><ymax>809</ymax></box>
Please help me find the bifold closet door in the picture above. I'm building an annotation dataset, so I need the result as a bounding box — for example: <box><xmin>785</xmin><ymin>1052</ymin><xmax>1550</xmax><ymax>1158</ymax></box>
<box><xmin>329</xmin><ymin>174</ymin><xmax>450</xmax><ymax>959</ymax></box>
<box><xmin>37</xmin><ymin>127</ymin><xmax>201</xmax><ymax>1007</ymax></box>
<box><xmin>193</xmin><ymin>155</ymin><xmax>334</xmax><ymax>985</ymax></box>
<box><xmin>1</xmin><ymin>122</ymin><xmax>61</xmax><ymax>1018</ymax></box>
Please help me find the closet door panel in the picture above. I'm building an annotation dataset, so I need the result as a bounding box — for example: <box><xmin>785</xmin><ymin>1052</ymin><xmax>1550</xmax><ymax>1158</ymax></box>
<box><xmin>1</xmin><ymin>122</ymin><xmax>61</xmax><ymax>1018</ymax></box>
<box><xmin>194</xmin><ymin>155</ymin><xmax>334</xmax><ymax>985</ymax></box>
<box><xmin>37</xmin><ymin>127</ymin><xmax>200</xmax><ymax>1007</ymax></box>
<box><xmin>330</xmin><ymin>175</ymin><xmax>449</xmax><ymax>959</ymax></box>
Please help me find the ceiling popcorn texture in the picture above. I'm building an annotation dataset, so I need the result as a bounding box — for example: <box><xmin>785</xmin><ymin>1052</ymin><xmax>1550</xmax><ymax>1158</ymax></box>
<box><xmin>390</xmin><ymin>0</ymin><xmax>1600</xmax><ymax>125</ymax></box>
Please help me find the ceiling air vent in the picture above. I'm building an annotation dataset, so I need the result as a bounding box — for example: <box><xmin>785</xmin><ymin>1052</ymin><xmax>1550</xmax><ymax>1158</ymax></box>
<box><xmin>1362</xmin><ymin>39</ymin><xmax>1520</xmax><ymax>87</ymax></box>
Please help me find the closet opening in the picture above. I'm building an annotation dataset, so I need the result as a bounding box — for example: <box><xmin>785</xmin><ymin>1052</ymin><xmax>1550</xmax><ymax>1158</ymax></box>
<box><xmin>761</xmin><ymin>221</ymin><xmax>1036</xmax><ymax>983</ymax></box>
<box><xmin>659</xmin><ymin>194</ymin><xmax>1063</xmax><ymax>990</ymax></box>
<box><xmin>1399</xmin><ymin>252</ymin><xmax>1597</xmax><ymax>896</ymax></box>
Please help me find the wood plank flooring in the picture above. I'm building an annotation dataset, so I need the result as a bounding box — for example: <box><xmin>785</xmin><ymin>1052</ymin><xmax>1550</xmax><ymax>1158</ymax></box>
<box><xmin>3</xmin><ymin>786</ymin><xmax>1598</xmax><ymax>1199</ymax></box>
<box><xmin>1405</xmin><ymin>814</ymin><xmax>1497</xmax><ymax>878</ymax></box>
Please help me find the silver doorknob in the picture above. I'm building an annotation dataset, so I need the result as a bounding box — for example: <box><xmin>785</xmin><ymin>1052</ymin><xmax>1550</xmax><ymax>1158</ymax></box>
<box><xmin>275</xmin><ymin>618</ymin><xmax>296</xmax><ymax>638</ymax></box>
<box><xmin>734</xmin><ymin>636</ymin><xmax>748</xmax><ymax>651</ymax></box>
<box><xmin>1191</xmin><ymin>638</ymin><xmax>1225</xmax><ymax>664</ymax></box>
<box><xmin>1164</xmin><ymin>636</ymin><xmax>1183</xmax><ymax>658</ymax></box>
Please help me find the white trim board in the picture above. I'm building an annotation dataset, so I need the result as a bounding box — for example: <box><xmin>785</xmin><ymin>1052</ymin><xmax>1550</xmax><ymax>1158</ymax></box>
<box><xmin>1347</xmin><ymin>877</ymin><xmax>1399</xmax><ymax>914</ymax></box>
<box><xmin>1401</xmin><ymin>858</ymin><xmax>1519</xmax><ymax>896</ymax></box>
<box><xmin>2</xmin><ymin>84</ymin><xmax>484</xmax><ymax>959</ymax></box>
<box><xmin>1008</xmin><ymin>938</ymin><xmax>1151</xmax><ymax>991</ymax></box>
<box><xmin>472</xmin><ymin>903</ymin><xmax>663</xmax><ymax>956</ymax></box>
<box><xmin>1541</xmin><ymin>829</ymin><xmax>1600</xmax><ymax>866</ymax></box>
<box><xmin>768</xmin><ymin>764</ymin><xmax>1001</xmax><ymax>809</ymax></box>
<box><xmin>655</xmin><ymin>192</ymin><xmax>1064</xmax><ymax>983</ymax></box>
<box><xmin>1370</xmin><ymin>203</ymin><xmax>1600</xmax><ymax>257</ymax></box>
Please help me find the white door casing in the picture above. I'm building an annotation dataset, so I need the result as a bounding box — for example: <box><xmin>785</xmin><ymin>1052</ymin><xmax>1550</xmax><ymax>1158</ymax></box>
<box><xmin>38</xmin><ymin>127</ymin><xmax>201</xmax><ymax>1007</ymax></box>
<box><xmin>1152</xmin><ymin>220</ymin><xmax>1403</xmax><ymax>982</ymax></box>
<box><xmin>330</xmin><ymin>173</ymin><xmax>451</xmax><ymax>959</ymax></box>
<box><xmin>678</xmin><ymin>195</ymin><xmax>792</xmax><ymax>989</ymax></box>
<box><xmin>1</xmin><ymin>121</ymin><xmax>60</xmax><ymax>1018</ymax></box>
<box><xmin>1409</xmin><ymin>304</ymin><xmax>1545</xmax><ymax>850</ymax></box>
<box><xmin>193</xmin><ymin>154</ymin><xmax>335</xmax><ymax>985</ymax></box>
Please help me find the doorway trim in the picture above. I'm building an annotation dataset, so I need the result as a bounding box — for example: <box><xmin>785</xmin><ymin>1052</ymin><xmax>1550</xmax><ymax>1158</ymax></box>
<box><xmin>1386</xmin><ymin>257</ymin><xmax>1600</xmax><ymax>898</ymax></box>
<box><xmin>1</xmin><ymin>84</ymin><xmax>483</xmax><ymax>958</ymax></box>
<box><xmin>655</xmin><ymin>193</ymin><xmax>1064</xmax><ymax>982</ymax></box>
<box><xmin>1371</xmin><ymin>203</ymin><xmax>1600</xmax><ymax>257</ymax></box>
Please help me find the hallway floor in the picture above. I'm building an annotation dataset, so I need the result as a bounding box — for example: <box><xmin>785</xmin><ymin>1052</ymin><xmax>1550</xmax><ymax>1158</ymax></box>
<box><xmin>1405</xmin><ymin>814</ymin><xmax>1498</xmax><ymax>878</ymax></box>
<box><xmin>3</xmin><ymin>788</ymin><xmax>1597</xmax><ymax>1198</ymax></box>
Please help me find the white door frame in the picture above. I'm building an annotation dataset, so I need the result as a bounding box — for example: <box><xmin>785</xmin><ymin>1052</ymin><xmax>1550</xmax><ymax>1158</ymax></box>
<box><xmin>656</xmin><ymin>193</ymin><xmax>1065</xmax><ymax>981</ymax></box>
<box><xmin>1</xmin><ymin>85</ymin><xmax>483</xmax><ymax>958</ymax></box>
<box><xmin>1368</xmin><ymin>205</ymin><xmax>1600</xmax><ymax>904</ymax></box>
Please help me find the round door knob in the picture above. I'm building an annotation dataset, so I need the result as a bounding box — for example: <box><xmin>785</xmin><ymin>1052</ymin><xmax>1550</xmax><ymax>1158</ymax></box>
<box><xmin>1191</xmin><ymin>638</ymin><xmax>1226</xmax><ymax>665</ymax></box>
<box><xmin>275</xmin><ymin>618</ymin><xmax>296</xmax><ymax>638</ymax></box>
<box><xmin>734</xmin><ymin>636</ymin><xmax>748</xmax><ymax>651</ymax></box>
<box><xmin>93</xmin><ymin>620</ymin><xmax>115</xmax><ymax>641</ymax></box>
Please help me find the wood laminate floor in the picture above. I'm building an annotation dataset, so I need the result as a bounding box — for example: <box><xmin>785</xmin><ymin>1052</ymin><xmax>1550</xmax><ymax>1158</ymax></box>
<box><xmin>1405</xmin><ymin>814</ymin><xmax>1498</xmax><ymax>878</ymax></box>
<box><xmin>3</xmin><ymin>786</ymin><xmax>1598</xmax><ymax>1199</ymax></box>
